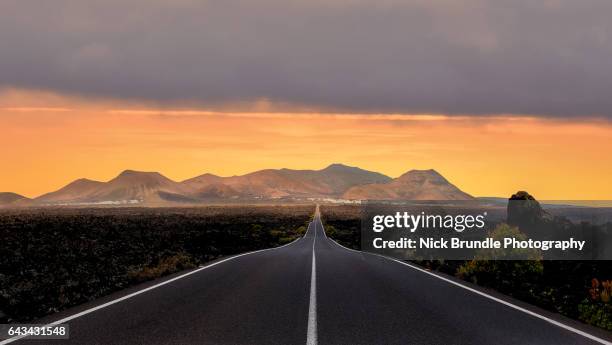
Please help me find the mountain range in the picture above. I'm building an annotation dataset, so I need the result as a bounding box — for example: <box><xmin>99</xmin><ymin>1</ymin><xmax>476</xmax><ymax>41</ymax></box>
<box><xmin>0</xmin><ymin>164</ymin><xmax>473</xmax><ymax>206</ymax></box>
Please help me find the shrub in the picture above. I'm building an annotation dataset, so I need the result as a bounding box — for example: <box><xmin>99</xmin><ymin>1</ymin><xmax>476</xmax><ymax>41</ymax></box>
<box><xmin>456</xmin><ymin>224</ymin><xmax>544</xmax><ymax>296</ymax></box>
<box><xmin>578</xmin><ymin>278</ymin><xmax>612</xmax><ymax>330</ymax></box>
<box><xmin>127</xmin><ymin>253</ymin><xmax>196</xmax><ymax>283</ymax></box>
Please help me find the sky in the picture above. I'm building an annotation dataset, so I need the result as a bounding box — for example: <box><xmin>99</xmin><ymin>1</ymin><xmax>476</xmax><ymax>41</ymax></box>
<box><xmin>1</xmin><ymin>1</ymin><xmax>612</xmax><ymax>199</ymax></box>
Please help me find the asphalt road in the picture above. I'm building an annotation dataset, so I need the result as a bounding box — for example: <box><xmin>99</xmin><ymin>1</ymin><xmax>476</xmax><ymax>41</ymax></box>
<box><xmin>9</xmin><ymin>208</ymin><xmax>611</xmax><ymax>345</ymax></box>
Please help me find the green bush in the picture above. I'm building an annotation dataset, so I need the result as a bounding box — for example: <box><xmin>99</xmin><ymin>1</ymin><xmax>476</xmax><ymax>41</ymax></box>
<box><xmin>456</xmin><ymin>224</ymin><xmax>544</xmax><ymax>297</ymax></box>
<box><xmin>578</xmin><ymin>302</ymin><xmax>612</xmax><ymax>330</ymax></box>
<box><xmin>127</xmin><ymin>253</ymin><xmax>196</xmax><ymax>283</ymax></box>
<box><xmin>578</xmin><ymin>278</ymin><xmax>612</xmax><ymax>330</ymax></box>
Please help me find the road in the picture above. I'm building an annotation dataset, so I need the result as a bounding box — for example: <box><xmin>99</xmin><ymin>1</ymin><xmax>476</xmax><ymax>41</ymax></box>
<box><xmin>7</xmin><ymin>207</ymin><xmax>611</xmax><ymax>345</ymax></box>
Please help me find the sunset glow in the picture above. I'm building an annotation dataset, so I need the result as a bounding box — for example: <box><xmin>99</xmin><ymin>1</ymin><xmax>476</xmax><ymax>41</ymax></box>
<box><xmin>2</xmin><ymin>89</ymin><xmax>611</xmax><ymax>199</ymax></box>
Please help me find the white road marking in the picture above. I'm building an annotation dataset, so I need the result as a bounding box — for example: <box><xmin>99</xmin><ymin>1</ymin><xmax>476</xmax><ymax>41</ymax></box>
<box><xmin>326</xmin><ymin>234</ymin><xmax>612</xmax><ymax>345</ymax></box>
<box><xmin>306</xmin><ymin>218</ymin><xmax>318</xmax><ymax>345</ymax></box>
<box><xmin>0</xmin><ymin>235</ymin><xmax>305</xmax><ymax>345</ymax></box>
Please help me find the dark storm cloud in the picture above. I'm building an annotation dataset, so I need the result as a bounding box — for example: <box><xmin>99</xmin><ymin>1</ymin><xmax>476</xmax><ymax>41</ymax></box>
<box><xmin>1</xmin><ymin>0</ymin><xmax>612</xmax><ymax>117</ymax></box>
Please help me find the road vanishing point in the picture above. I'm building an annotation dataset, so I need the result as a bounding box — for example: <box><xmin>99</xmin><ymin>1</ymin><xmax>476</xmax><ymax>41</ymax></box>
<box><xmin>4</xmin><ymin>207</ymin><xmax>611</xmax><ymax>345</ymax></box>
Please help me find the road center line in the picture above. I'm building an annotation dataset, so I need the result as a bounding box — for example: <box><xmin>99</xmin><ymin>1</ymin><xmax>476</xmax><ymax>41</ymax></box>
<box><xmin>306</xmin><ymin>219</ymin><xmax>318</xmax><ymax>345</ymax></box>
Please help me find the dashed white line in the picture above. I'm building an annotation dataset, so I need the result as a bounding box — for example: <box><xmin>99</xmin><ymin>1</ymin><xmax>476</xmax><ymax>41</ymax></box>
<box><xmin>306</xmin><ymin>218</ymin><xmax>318</xmax><ymax>345</ymax></box>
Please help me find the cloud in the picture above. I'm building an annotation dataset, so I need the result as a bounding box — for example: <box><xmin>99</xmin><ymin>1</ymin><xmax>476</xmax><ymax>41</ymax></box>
<box><xmin>1</xmin><ymin>0</ymin><xmax>612</xmax><ymax>117</ymax></box>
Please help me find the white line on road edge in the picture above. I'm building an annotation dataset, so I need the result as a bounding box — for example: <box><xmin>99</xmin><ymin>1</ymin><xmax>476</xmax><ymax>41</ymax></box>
<box><xmin>306</xmin><ymin>218</ymin><xmax>318</xmax><ymax>345</ymax></box>
<box><xmin>327</xmin><ymin>237</ymin><xmax>612</xmax><ymax>345</ymax></box>
<box><xmin>0</xmin><ymin>235</ymin><xmax>305</xmax><ymax>345</ymax></box>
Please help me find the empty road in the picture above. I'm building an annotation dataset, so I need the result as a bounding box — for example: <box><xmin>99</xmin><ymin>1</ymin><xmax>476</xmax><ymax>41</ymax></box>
<box><xmin>6</xmin><ymin>208</ymin><xmax>610</xmax><ymax>345</ymax></box>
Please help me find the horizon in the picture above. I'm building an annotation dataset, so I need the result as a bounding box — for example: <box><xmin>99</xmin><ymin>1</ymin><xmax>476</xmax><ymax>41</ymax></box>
<box><xmin>3</xmin><ymin>161</ymin><xmax>612</xmax><ymax>201</ymax></box>
<box><xmin>1</xmin><ymin>163</ymin><xmax>450</xmax><ymax>199</ymax></box>
<box><xmin>3</xmin><ymin>1</ymin><xmax>612</xmax><ymax>200</ymax></box>
<box><xmin>2</xmin><ymin>95</ymin><xmax>612</xmax><ymax>199</ymax></box>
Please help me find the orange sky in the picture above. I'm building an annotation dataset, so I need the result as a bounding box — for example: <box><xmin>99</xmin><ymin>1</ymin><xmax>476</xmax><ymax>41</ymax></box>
<box><xmin>2</xmin><ymin>89</ymin><xmax>611</xmax><ymax>199</ymax></box>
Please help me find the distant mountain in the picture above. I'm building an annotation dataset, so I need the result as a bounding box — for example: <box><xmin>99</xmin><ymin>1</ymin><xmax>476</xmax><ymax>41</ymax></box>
<box><xmin>0</xmin><ymin>192</ymin><xmax>31</xmax><ymax>206</ymax></box>
<box><xmin>37</xmin><ymin>178</ymin><xmax>105</xmax><ymax>203</ymax></box>
<box><xmin>14</xmin><ymin>164</ymin><xmax>473</xmax><ymax>206</ymax></box>
<box><xmin>181</xmin><ymin>173</ymin><xmax>224</xmax><ymax>191</ymax></box>
<box><xmin>37</xmin><ymin>170</ymin><xmax>187</xmax><ymax>204</ymax></box>
<box><xmin>313</xmin><ymin>163</ymin><xmax>393</xmax><ymax>194</ymax></box>
<box><xmin>210</xmin><ymin>164</ymin><xmax>392</xmax><ymax>199</ymax></box>
<box><xmin>342</xmin><ymin>169</ymin><xmax>473</xmax><ymax>200</ymax></box>
<box><xmin>96</xmin><ymin>170</ymin><xmax>186</xmax><ymax>202</ymax></box>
